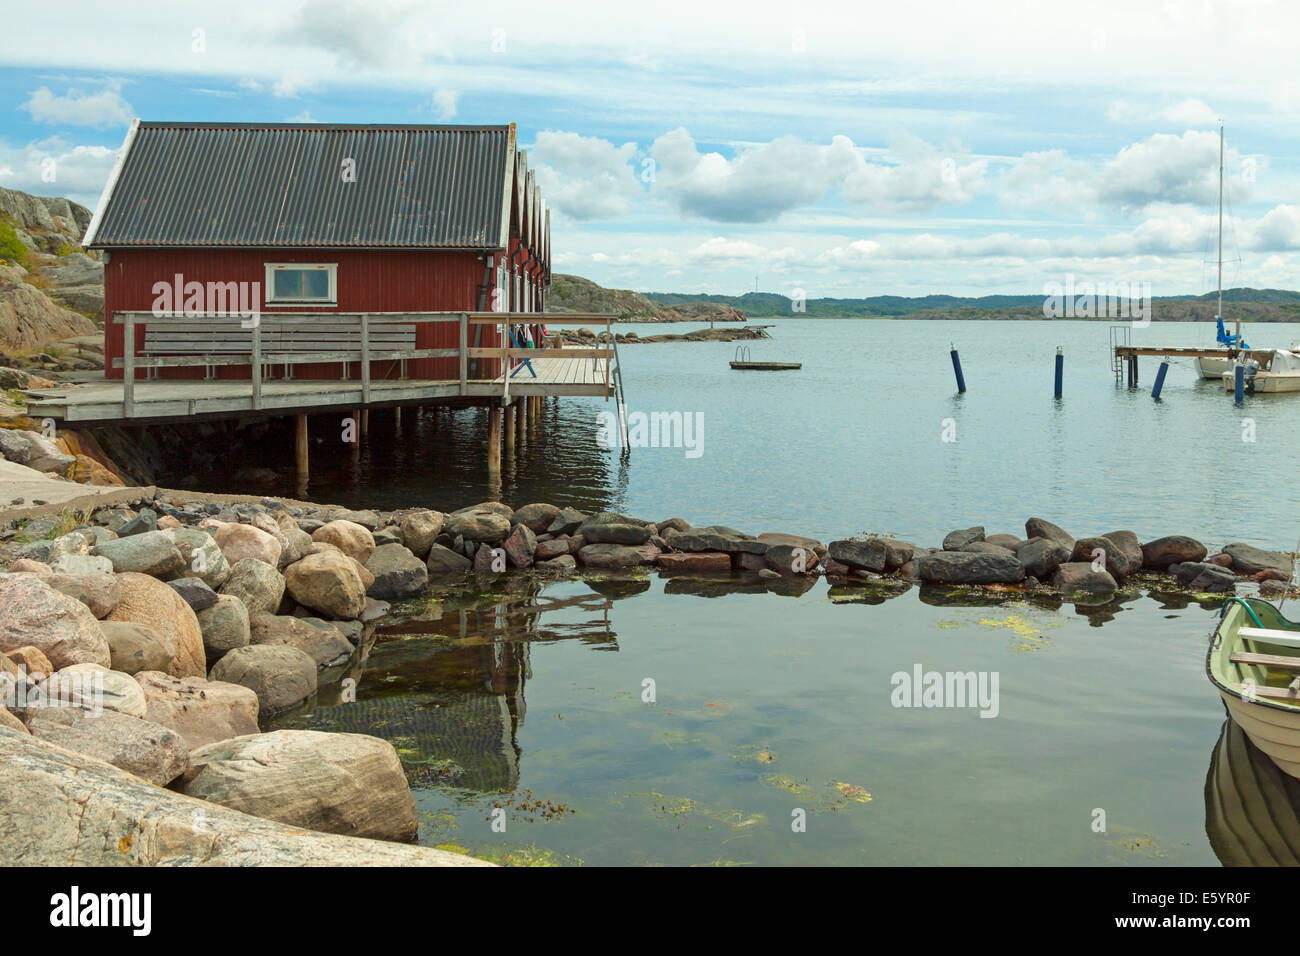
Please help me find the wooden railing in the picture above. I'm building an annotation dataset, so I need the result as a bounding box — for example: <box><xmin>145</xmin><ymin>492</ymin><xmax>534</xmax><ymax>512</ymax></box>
<box><xmin>110</xmin><ymin>311</ymin><xmax>616</xmax><ymax>416</ymax></box>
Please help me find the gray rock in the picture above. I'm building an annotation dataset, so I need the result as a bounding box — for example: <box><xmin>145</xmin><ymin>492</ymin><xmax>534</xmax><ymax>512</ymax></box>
<box><xmin>662</xmin><ymin>526</ymin><xmax>768</xmax><ymax>555</ymax></box>
<box><xmin>425</xmin><ymin>543</ymin><xmax>471</xmax><ymax>575</ymax></box>
<box><xmin>1223</xmin><ymin>542</ymin><xmax>1293</xmax><ymax>577</ymax></box>
<box><xmin>364</xmin><ymin>543</ymin><xmax>429</xmax><ymax>599</ymax></box>
<box><xmin>916</xmin><ymin>550</ymin><xmax>1025</xmax><ymax>584</ymax></box>
<box><xmin>942</xmin><ymin>526</ymin><xmax>984</xmax><ymax>550</ymax></box>
<box><xmin>577</xmin><ymin>512</ymin><xmax>652</xmax><ymax>545</ymax></box>
<box><xmin>511</xmin><ymin>503</ymin><xmax>560</xmax><ymax>534</ymax></box>
<box><xmin>501</xmin><ymin>524</ymin><xmax>537</xmax><ymax>569</ymax></box>
<box><xmin>196</xmin><ymin>594</ymin><xmax>251</xmax><ymax>664</ymax></box>
<box><xmin>545</xmin><ymin>507</ymin><xmax>587</xmax><ymax>536</ymax></box>
<box><xmin>92</xmin><ymin>530</ymin><xmax>185</xmax><ymax>576</ymax></box>
<box><xmin>985</xmin><ymin>534</ymin><xmax>1022</xmax><ymax>550</ymax></box>
<box><xmin>116</xmin><ymin>508</ymin><xmax>158</xmax><ymax>537</ymax></box>
<box><xmin>1051</xmin><ymin>562</ymin><xmax>1118</xmax><ymax>598</ymax></box>
<box><xmin>180</xmin><ymin>729</ymin><xmax>418</xmax><ymax>843</ymax></box>
<box><xmin>828</xmin><ymin>538</ymin><xmax>914</xmax><ymax>572</ymax></box>
<box><xmin>249</xmin><ymin>613</ymin><xmax>353</xmax><ymax>668</ymax></box>
<box><xmin>37</xmin><ymin>572</ymin><xmax>120</xmax><ymax>618</ymax></box>
<box><xmin>219</xmin><ymin>557</ymin><xmax>286</xmax><ymax>616</ymax></box>
<box><xmin>48</xmin><ymin>553</ymin><xmax>114</xmax><ymax>575</ymax></box>
<box><xmin>399</xmin><ymin>510</ymin><xmax>444</xmax><ymax>558</ymax></box>
<box><xmin>1070</xmin><ymin>536</ymin><xmax>1131</xmax><ymax>579</ymax></box>
<box><xmin>209</xmin><ymin>644</ymin><xmax>318</xmax><ymax>718</ymax></box>
<box><xmin>1102</xmin><ymin>530</ymin><xmax>1144</xmax><ymax>572</ymax></box>
<box><xmin>0</xmin><ymin>730</ymin><xmax>487</xmax><ymax>865</ymax></box>
<box><xmin>443</xmin><ymin>509</ymin><xmax>511</xmax><ymax>544</ymax></box>
<box><xmin>23</xmin><ymin>707</ymin><xmax>188</xmax><ymax>786</ymax></box>
<box><xmin>1025</xmin><ymin>518</ymin><xmax>1074</xmax><ymax>552</ymax></box>
<box><xmin>1015</xmin><ymin>537</ymin><xmax>1072</xmax><ymax>579</ymax></box>
<box><xmin>167</xmin><ymin>576</ymin><xmax>220</xmax><ymax>612</ymax></box>
<box><xmin>1141</xmin><ymin>535</ymin><xmax>1207</xmax><ymax>570</ymax></box>
<box><xmin>159</xmin><ymin>527</ymin><xmax>230</xmax><ymax>589</ymax></box>
<box><xmin>577</xmin><ymin>543</ymin><xmax>661</xmax><ymax>569</ymax></box>
<box><xmin>101</xmin><ymin>620</ymin><xmax>176</xmax><ymax>675</ymax></box>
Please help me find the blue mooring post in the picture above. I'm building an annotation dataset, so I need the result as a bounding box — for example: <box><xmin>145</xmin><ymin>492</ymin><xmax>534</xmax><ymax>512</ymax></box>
<box><xmin>950</xmin><ymin>343</ymin><xmax>966</xmax><ymax>393</ymax></box>
<box><xmin>1054</xmin><ymin>347</ymin><xmax>1063</xmax><ymax>398</ymax></box>
<box><xmin>1234</xmin><ymin>364</ymin><xmax>1245</xmax><ymax>403</ymax></box>
<box><xmin>1151</xmin><ymin>359</ymin><xmax>1170</xmax><ymax>400</ymax></box>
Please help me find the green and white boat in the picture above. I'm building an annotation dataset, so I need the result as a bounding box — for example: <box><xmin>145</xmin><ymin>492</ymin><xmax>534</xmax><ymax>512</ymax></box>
<box><xmin>1208</xmin><ymin>596</ymin><xmax>1300</xmax><ymax>779</ymax></box>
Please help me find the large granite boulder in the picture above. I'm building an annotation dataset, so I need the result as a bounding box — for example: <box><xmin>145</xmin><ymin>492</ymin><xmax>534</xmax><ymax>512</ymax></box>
<box><xmin>511</xmin><ymin>503</ymin><xmax>560</xmax><ymax>534</ymax></box>
<box><xmin>1051</xmin><ymin>563</ymin><xmax>1118</xmax><ymax>599</ymax></box>
<box><xmin>364</xmin><ymin>543</ymin><xmax>428</xmax><ymax>599</ymax></box>
<box><xmin>213</xmin><ymin>522</ymin><xmax>282</xmax><ymax>569</ymax></box>
<box><xmin>22</xmin><ymin>708</ymin><xmax>188</xmax><ymax>786</ymax></box>
<box><xmin>442</xmin><ymin>510</ymin><xmax>511</xmax><ymax>544</ymax></box>
<box><xmin>92</xmin><ymin>531</ymin><xmax>185</xmax><ymax>577</ymax></box>
<box><xmin>1024</xmin><ymin>518</ymin><xmax>1074</xmax><ymax>553</ymax></box>
<box><xmin>577</xmin><ymin>512</ymin><xmax>652</xmax><ymax>546</ymax></box>
<box><xmin>133</xmin><ymin>670</ymin><xmax>260</xmax><ymax>751</ymax></box>
<box><xmin>828</xmin><ymin>538</ymin><xmax>914</xmax><ymax>572</ymax></box>
<box><xmin>101</xmin><ymin>620</ymin><xmax>176</xmax><ymax>675</ymax></box>
<box><xmin>311</xmin><ymin>520</ymin><xmax>376</xmax><ymax>564</ymax></box>
<box><xmin>1015</xmin><ymin>538</ymin><xmax>1071</xmax><ymax>579</ymax></box>
<box><xmin>44</xmin><ymin>662</ymin><xmax>148</xmax><ymax>717</ymax></box>
<box><xmin>425</xmin><ymin>543</ymin><xmax>471</xmax><ymax>575</ymax></box>
<box><xmin>159</xmin><ymin>527</ymin><xmax>230</xmax><ymax>589</ymax></box>
<box><xmin>942</xmin><ymin>526</ymin><xmax>984</xmax><ymax>550</ymax></box>
<box><xmin>1070</xmin><ymin>536</ymin><xmax>1131</xmax><ymax>579</ymax></box>
<box><xmin>578</xmin><ymin>543</ymin><xmax>661</xmax><ymax>569</ymax></box>
<box><xmin>0</xmin><ymin>575</ymin><xmax>109</xmax><ymax>669</ymax></box>
<box><xmin>1223</xmin><ymin>543</ymin><xmax>1293</xmax><ymax>577</ymax></box>
<box><xmin>285</xmin><ymin>551</ymin><xmax>366</xmax><ymax>620</ymax></box>
<box><xmin>219</xmin><ymin>558</ymin><xmax>286</xmax><ymax>616</ymax></box>
<box><xmin>195</xmin><ymin>594</ymin><xmax>251</xmax><ymax>665</ymax></box>
<box><xmin>0</xmin><ymin>729</ymin><xmax>488</xmax><ymax>865</ymax></box>
<box><xmin>399</xmin><ymin>510</ymin><xmax>444</xmax><ymax>558</ymax></box>
<box><xmin>36</xmin><ymin>572</ymin><xmax>120</xmax><ymax>619</ymax></box>
<box><xmin>249</xmin><ymin>613</ymin><xmax>353</xmax><ymax>668</ymax></box>
<box><xmin>208</xmin><ymin>645</ymin><xmax>317</xmax><ymax>718</ymax></box>
<box><xmin>501</xmin><ymin>525</ymin><xmax>537</xmax><ymax>569</ymax></box>
<box><xmin>1102</xmin><ymin>530</ymin><xmax>1143</xmax><ymax>572</ymax></box>
<box><xmin>180</xmin><ymin>730</ymin><xmax>418</xmax><ymax>843</ymax></box>
<box><xmin>104</xmin><ymin>572</ymin><xmax>206</xmax><ymax>678</ymax></box>
<box><xmin>663</xmin><ymin>526</ymin><xmax>768</xmax><ymax>555</ymax></box>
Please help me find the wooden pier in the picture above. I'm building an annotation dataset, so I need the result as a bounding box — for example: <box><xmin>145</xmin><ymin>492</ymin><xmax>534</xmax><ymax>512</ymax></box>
<box><xmin>23</xmin><ymin>311</ymin><xmax>624</xmax><ymax>486</ymax></box>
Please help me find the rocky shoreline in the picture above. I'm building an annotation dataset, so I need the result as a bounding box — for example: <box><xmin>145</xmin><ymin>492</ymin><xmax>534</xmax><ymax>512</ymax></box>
<box><xmin>0</xmin><ymin>492</ymin><xmax>1292</xmax><ymax>865</ymax></box>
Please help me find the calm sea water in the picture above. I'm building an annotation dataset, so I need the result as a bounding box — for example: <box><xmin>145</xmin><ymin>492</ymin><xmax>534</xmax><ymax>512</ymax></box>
<box><xmin>252</xmin><ymin>318</ymin><xmax>1300</xmax><ymax>866</ymax></box>
<box><xmin>248</xmin><ymin>318</ymin><xmax>1300</xmax><ymax>551</ymax></box>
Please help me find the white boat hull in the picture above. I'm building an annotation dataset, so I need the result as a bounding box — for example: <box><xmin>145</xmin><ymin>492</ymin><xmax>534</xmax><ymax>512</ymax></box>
<box><xmin>1221</xmin><ymin>691</ymin><xmax>1300</xmax><ymax>779</ymax></box>
<box><xmin>1221</xmin><ymin>370</ymin><xmax>1300</xmax><ymax>393</ymax></box>
<box><xmin>1197</xmin><ymin>356</ymin><xmax>1234</xmax><ymax>379</ymax></box>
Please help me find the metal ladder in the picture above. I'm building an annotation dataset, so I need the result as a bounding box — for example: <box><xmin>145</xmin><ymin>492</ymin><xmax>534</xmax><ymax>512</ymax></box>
<box><xmin>1108</xmin><ymin>325</ymin><xmax>1131</xmax><ymax>383</ymax></box>
<box><xmin>610</xmin><ymin>334</ymin><xmax>631</xmax><ymax>452</ymax></box>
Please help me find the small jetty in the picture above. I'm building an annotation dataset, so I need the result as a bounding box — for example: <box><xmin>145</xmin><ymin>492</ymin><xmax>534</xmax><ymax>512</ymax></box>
<box><xmin>729</xmin><ymin>345</ymin><xmax>801</xmax><ymax>371</ymax></box>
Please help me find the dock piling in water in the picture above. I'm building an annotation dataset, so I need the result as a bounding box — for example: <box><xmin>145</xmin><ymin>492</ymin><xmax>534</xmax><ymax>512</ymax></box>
<box><xmin>950</xmin><ymin>344</ymin><xmax>966</xmax><ymax>393</ymax></box>
<box><xmin>1234</xmin><ymin>364</ymin><xmax>1245</xmax><ymax>403</ymax></box>
<box><xmin>1054</xmin><ymin>347</ymin><xmax>1063</xmax><ymax>398</ymax></box>
<box><xmin>1151</xmin><ymin>359</ymin><xmax>1170</xmax><ymax>400</ymax></box>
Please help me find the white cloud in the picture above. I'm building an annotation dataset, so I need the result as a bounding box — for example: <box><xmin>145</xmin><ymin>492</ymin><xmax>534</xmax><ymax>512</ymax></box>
<box><xmin>1156</xmin><ymin>98</ymin><xmax>1219</xmax><ymax>127</ymax></box>
<box><xmin>651</xmin><ymin>128</ymin><xmax>983</xmax><ymax>223</ymax></box>
<box><xmin>21</xmin><ymin>85</ymin><xmax>132</xmax><ymax>130</ymax></box>
<box><xmin>432</xmin><ymin>89</ymin><xmax>458</xmax><ymax>120</ymax></box>
<box><xmin>0</xmin><ymin>137</ymin><xmax>118</xmax><ymax>207</ymax></box>
<box><xmin>530</xmin><ymin>131</ymin><xmax>641</xmax><ymax>220</ymax></box>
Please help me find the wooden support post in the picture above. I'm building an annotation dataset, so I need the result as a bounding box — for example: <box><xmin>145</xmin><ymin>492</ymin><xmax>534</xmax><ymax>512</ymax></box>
<box><xmin>394</xmin><ymin>406</ymin><xmax>401</xmax><ymax>428</ymax></box>
<box><xmin>295</xmin><ymin>414</ymin><xmax>309</xmax><ymax>495</ymax></box>
<box><xmin>503</xmin><ymin>402</ymin><xmax>515</xmax><ymax>458</ymax></box>
<box><xmin>360</xmin><ymin>408</ymin><xmax>369</xmax><ymax>437</ymax></box>
<box><xmin>487</xmin><ymin>406</ymin><xmax>502</xmax><ymax>477</ymax></box>
<box><xmin>518</xmin><ymin>393</ymin><xmax>528</xmax><ymax>450</ymax></box>
<box><xmin>459</xmin><ymin>313</ymin><xmax>468</xmax><ymax>396</ymax></box>
<box><xmin>360</xmin><ymin>313</ymin><xmax>371</xmax><ymax>404</ymax></box>
<box><xmin>251</xmin><ymin>319</ymin><xmax>262</xmax><ymax>410</ymax></box>
<box><xmin>122</xmin><ymin>312</ymin><xmax>135</xmax><ymax>417</ymax></box>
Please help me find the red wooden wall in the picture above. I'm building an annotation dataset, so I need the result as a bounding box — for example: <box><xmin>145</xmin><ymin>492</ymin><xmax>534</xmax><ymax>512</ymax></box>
<box><xmin>102</xmin><ymin>248</ymin><xmax>502</xmax><ymax>382</ymax></box>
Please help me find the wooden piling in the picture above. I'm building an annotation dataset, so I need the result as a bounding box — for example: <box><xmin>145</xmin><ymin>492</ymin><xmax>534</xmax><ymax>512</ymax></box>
<box><xmin>294</xmin><ymin>414</ymin><xmax>309</xmax><ymax>496</ymax></box>
<box><xmin>487</xmin><ymin>406</ymin><xmax>502</xmax><ymax>476</ymax></box>
<box><xmin>504</xmin><ymin>402</ymin><xmax>516</xmax><ymax>457</ymax></box>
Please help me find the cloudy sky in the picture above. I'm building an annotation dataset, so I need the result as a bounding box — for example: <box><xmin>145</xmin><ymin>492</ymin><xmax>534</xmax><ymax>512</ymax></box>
<box><xmin>2</xmin><ymin>0</ymin><xmax>1298</xmax><ymax>298</ymax></box>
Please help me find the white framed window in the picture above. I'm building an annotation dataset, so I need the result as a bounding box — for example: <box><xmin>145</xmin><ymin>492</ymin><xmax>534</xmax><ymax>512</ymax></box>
<box><xmin>265</xmin><ymin>263</ymin><xmax>337</xmax><ymax>304</ymax></box>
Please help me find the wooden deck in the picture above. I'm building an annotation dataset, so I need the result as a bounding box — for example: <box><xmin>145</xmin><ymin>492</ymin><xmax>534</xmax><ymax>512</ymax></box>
<box><xmin>26</xmin><ymin>357</ymin><xmax>614</xmax><ymax>424</ymax></box>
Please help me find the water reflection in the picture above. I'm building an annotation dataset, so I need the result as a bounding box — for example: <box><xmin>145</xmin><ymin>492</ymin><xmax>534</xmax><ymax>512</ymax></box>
<box><xmin>1205</xmin><ymin>718</ymin><xmax>1300</xmax><ymax>866</ymax></box>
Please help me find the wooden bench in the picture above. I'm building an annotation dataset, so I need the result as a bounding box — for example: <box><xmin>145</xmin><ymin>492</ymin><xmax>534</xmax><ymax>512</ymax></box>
<box><xmin>1239</xmin><ymin>627</ymin><xmax>1300</xmax><ymax>650</ymax></box>
<box><xmin>140</xmin><ymin>318</ymin><xmax>417</xmax><ymax>379</ymax></box>
<box><xmin>1231</xmin><ymin>650</ymin><xmax>1300</xmax><ymax>671</ymax></box>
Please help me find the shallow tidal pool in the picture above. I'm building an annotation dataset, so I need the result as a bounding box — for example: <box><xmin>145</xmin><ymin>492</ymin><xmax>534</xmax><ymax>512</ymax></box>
<box><xmin>265</xmin><ymin>570</ymin><xmax>1281</xmax><ymax>867</ymax></box>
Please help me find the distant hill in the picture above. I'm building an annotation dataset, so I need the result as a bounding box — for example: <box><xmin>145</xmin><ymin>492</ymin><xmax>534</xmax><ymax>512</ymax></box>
<box><xmin>546</xmin><ymin>274</ymin><xmax>745</xmax><ymax>322</ymax></box>
<box><xmin>643</xmin><ymin>286</ymin><xmax>1300</xmax><ymax>321</ymax></box>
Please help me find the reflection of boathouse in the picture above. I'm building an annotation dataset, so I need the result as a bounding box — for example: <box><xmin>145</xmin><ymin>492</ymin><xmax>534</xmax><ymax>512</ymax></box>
<box><xmin>326</xmin><ymin>637</ymin><xmax>530</xmax><ymax>793</ymax></box>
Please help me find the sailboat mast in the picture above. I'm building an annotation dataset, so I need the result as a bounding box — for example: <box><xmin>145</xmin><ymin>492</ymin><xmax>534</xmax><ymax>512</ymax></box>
<box><xmin>1218</xmin><ymin>124</ymin><xmax>1224</xmax><ymax>324</ymax></box>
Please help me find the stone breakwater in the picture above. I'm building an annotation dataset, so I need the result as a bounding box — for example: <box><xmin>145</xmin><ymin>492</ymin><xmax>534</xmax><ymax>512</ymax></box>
<box><xmin>0</xmin><ymin>494</ymin><xmax>1292</xmax><ymax>864</ymax></box>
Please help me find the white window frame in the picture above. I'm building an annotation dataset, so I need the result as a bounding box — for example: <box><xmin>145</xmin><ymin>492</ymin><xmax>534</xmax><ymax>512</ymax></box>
<box><xmin>264</xmin><ymin>262</ymin><xmax>338</xmax><ymax>305</ymax></box>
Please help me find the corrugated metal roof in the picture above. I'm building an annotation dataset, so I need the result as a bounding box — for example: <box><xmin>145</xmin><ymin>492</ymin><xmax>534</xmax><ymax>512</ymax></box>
<box><xmin>88</xmin><ymin>122</ymin><xmax>514</xmax><ymax>250</ymax></box>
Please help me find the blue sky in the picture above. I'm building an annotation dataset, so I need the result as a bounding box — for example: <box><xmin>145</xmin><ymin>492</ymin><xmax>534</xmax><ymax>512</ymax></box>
<box><xmin>3</xmin><ymin>0</ymin><xmax>1298</xmax><ymax>298</ymax></box>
